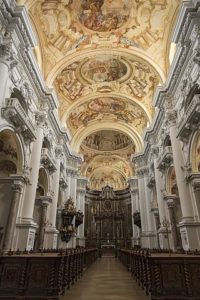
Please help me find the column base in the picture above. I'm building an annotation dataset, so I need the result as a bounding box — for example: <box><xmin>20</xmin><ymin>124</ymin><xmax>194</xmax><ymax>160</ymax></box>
<box><xmin>44</xmin><ymin>227</ymin><xmax>59</xmax><ymax>249</ymax></box>
<box><xmin>178</xmin><ymin>221</ymin><xmax>200</xmax><ymax>250</ymax></box>
<box><xmin>141</xmin><ymin>232</ymin><xmax>158</xmax><ymax>248</ymax></box>
<box><xmin>15</xmin><ymin>220</ymin><xmax>38</xmax><ymax>251</ymax></box>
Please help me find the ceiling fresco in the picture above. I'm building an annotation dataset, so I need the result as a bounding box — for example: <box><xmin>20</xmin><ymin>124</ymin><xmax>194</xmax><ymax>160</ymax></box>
<box><xmin>80</xmin><ymin>130</ymin><xmax>134</xmax><ymax>190</ymax></box>
<box><xmin>80</xmin><ymin>55</ymin><xmax>128</xmax><ymax>83</ymax></box>
<box><xmin>23</xmin><ymin>0</ymin><xmax>180</xmax><ymax>190</ymax></box>
<box><xmin>67</xmin><ymin>96</ymin><xmax>148</xmax><ymax>135</ymax></box>
<box><xmin>82</xmin><ymin>130</ymin><xmax>133</xmax><ymax>152</ymax></box>
<box><xmin>55</xmin><ymin>55</ymin><xmax>159</xmax><ymax>104</ymax></box>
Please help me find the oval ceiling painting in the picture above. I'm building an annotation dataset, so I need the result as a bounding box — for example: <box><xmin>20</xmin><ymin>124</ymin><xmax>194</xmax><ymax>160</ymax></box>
<box><xmin>88</xmin><ymin>97</ymin><xmax>125</xmax><ymax>113</ymax></box>
<box><xmin>81</xmin><ymin>55</ymin><xmax>127</xmax><ymax>83</ymax></box>
<box><xmin>78</xmin><ymin>0</ymin><xmax>131</xmax><ymax>32</ymax></box>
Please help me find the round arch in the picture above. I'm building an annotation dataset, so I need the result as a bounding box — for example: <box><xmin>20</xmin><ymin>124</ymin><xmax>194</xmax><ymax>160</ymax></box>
<box><xmin>70</xmin><ymin>122</ymin><xmax>143</xmax><ymax>153</ymax></box>
<box><xmin>190</xmin><ymin>130</ymin><xmax>200</xmax><ymax>172</ymax></box>
<box><xmin>47</xmin><ymin>47</ymin><xmax>166</xmax><ymax>86</ymax></box>
<box><xmin>61</xmin><ymin>92</ymin><xmax>152</xmax><ymax>125</ymax></box>
<box><xmin>82</xmin><ymin>153</ymin><xmax>133</xmax><ymax>177</ymax></box>
<box><xmin>0</xmin><ymin>127</ymin><xmax>24</xmax><ymax>174</ymax></box>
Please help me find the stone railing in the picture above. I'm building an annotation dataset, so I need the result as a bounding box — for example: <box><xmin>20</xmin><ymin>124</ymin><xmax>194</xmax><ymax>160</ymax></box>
<box><xmin>1</xmin><ymin>98</ymin><xmax>36</xmax><ymax>142</ymax></box>
<box><xmin>41</xmin><ymin>148</ymin><xmax>57</xmax><ymax>173</ymax></box>
<box><xmin>177</xmin><ymin>94</ymin><xmax>200</xmax><ymax>141</ymax></box>
<box><xmin>157</xmin><ymin>146</ymin><xmax>173</xmax><ymax>172</ymax></box>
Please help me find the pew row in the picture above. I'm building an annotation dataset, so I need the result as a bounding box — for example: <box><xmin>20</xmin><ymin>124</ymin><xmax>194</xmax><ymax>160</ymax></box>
<box><xmin>118</xmin><ymin>249</ymin><xmax>200</xmax><ymax>300</ymax></box>
<box><xmin>0</xmin><ymin>248</ymin><xmax>97</xmax><ymax>300</ymax></box>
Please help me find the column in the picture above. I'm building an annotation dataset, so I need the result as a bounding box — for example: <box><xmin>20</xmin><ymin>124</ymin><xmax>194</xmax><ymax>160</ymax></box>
<box><xmin>167</xmin><ymin>199</ymin><xmax>182</xmax><ymax>250</ymax></box>
<box><xmin>17</xmin><ymin>111</ymin><xmax>46</xmax><ymax>250</ymax></box>
<box><xmin>37</xmin><ymin>196</ymin><xmax>51</xmax><ymax>249</ymax></box>
<box><xmin>143</xmin><ymin>174</ymin><xmax>158</xmax><ymax>248</ymax></box>
<box><xmin>0</xmin><ymin>39</ymin><xmax>12</xmax><ymax>104</ymax></box>
<box><xmin>153</xmin><ymin>154</ymin><xmax>166</xmax><ymax>224</ymax></box>
<box><xmin>45</xmin><ymin>152</ymin><xmax>61</xmax><ymax>248</ymax></box>
<box><xmin>167</xmin><ymin>110</ymin><xmax>194</xmax><ymax>220</ymax></box>
<box><xmin>128</xmin><ymin>177</ymin><xmax>140</xmax><ymax>246</ymax></box>
<box><xmin>3</xmin><ymin>179</ymin><xmax>24</xmax><ymax>250</ymax></box>
<box><xmin>76</xmin><ymin>177</ymin><xmax>88</xmax><ymax>247</ymax></box>
<box><xmin>137</xmin><ymin>170</ymin><xmax>149</xmax><ymax>248</ymax></box>
<box><xmin>153</xmin><ymin>149</ymin><xmax>170</xmax><ymax>249</ymax></box>
<box><xmin>167</xmin><ymin>110</ymin><xmax>200</xmax><ymax>250</ymax></box>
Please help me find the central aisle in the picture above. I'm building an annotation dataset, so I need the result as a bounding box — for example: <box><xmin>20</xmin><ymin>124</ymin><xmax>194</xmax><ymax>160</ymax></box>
<box><xmin>60</xmin><ymin>257</ymin><xmax>149</xmax><ymax>300</ymax></box>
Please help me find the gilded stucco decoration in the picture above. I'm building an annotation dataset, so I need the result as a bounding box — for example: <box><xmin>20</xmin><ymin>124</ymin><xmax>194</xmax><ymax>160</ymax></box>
<box><xmin>24</xmin><ymin>0</ymin><xmax>180</xmax><ymax>191</ymax></box>
<box><xmin>80</xmin><ymin>130</ymin><xmax>134</xmax><ymax>190</ymax></box>
<box><xmin>55</xmin><ymin>55</ymin><xmax>159</xmax><ymax>104</ymax></box>
<box><xmin>67</xmin><ymin>97</ymin><xmax>148</xmax><ymax>135</ymax></box>
<box><xmin>28</xmin><ymin>0</ymin><xmax>179</xmax><ymax>77</ymax></box>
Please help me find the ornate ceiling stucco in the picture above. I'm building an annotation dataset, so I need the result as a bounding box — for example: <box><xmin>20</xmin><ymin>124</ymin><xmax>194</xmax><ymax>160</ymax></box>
<box><xmin>80</xmin><ymin>130</ymin><xmax>134</xmax><ymax>190</ymax></box>
<box><xmin>22</xmin><ymin>0</ymin><xmax>180</xmax><ymax>190</ymax></box>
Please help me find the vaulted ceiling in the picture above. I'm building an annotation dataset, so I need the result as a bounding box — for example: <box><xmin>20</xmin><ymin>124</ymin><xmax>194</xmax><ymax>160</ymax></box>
<box><xmin>21</xmin><ymin>0</ymin><xmax>180</xmax><ymax>190</ymax></box>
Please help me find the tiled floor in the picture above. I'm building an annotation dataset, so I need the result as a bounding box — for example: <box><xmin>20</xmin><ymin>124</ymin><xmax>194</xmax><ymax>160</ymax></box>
<box><xmin>60</xmin><ymin>257</ymin><xmax>149</xmax><ymax>300</ymax></box>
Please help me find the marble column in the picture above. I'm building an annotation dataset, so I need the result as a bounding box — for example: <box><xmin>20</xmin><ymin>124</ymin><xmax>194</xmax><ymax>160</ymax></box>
<box><xmin>167</xmin><ymin>110</ymin><xmax>194</xmax><ymax>220</ymax></box>
<box><xmin>37</xmin><ymin>196</ymin><xmax>52</xmax><ymax>249</ymax></box>
<box><xmin>166</xmin><ymin>198</ymin><xmax>182</xmax><ymax>250</ymax></box>
<box><xmin>128</xmin><ymin>177</ymin><xmax>140</xmax><ymax>246</ymax></box>
<box><xmin>3</xmin><ymin>179</ymin><xmax>24</xmax><ymax>250</ymax></box>
<box><xmin>152</xmin><ymin>146</ymin><xmax>170</xmax><ymax>248</ymax></box>
<box><xmin>75</xmin><ymin>177</ymin><xmax>87</xmax><ymax>247</ymax></box>
<box><xmin>167</xmin><ymin>110</ymin><xmax>200</xmax><ymax>250</ymax></box>
<box><xmin>18</xmin><ymin>111</ymin><xmax>46</xmax><ymax>250</ymax></box>
<box><xmin>45</xmin><ymin>155</ymin><xmax>60</xmax><ymax>248</ymax></box>
<box><xmin>137</xmin><ymin>170</ymin><xmax>149</xmax><ymax>248</ymax></box>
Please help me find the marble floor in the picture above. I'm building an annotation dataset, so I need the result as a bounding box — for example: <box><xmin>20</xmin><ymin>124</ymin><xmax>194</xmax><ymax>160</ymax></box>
<box><xmin>60</xmin><ymin>257</ymin><xmax>149</xmax><ymax>300</ymax></box>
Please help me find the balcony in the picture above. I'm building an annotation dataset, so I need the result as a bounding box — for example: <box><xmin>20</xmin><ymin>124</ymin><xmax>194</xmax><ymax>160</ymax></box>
<box><xmin>177</xmin><ymin>95</ymin><xmax>200</xmax><ymax>141</ymax></box>
<box><xmin>41</xmin><ymin>148</ymin><xmax>57</xmax><ymax>173</ymax></box>
<box><xmin>1</xmin><ymin>98</ymin><xmax>36</xmax><ymax>142</ymax></box>
<box><xmin>157</xmin><ymin>146</ymin><xmax>173</xmax><ymax>172</ymax></box>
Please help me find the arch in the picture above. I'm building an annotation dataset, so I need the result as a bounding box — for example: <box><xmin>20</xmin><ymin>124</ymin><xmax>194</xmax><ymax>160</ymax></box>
<box><xmin>70</xmin><ymin>123</ymin><xmax>143</xmax><ymax>153</ymax></box>
<box><xmin>82</xmin><ymin>153</ymin><xmax>132</xmax><ymax>178</ymax></box>
<box><xmin>166</xmin><ymin>166</ymin><xmax>178</xmax><ymax>195</ymax></box>
<box><xmin>61</xmin><ymin>92</ymin><xmax>152</xmax><ymax>125</ymax></box>
<box><xmin>0</xmin><ymin>128</ymin><xmax>24</xmax><ymax>175</ymax></box>
<box><xmin>190</xmin><ymin>130</ymin><xmax>200</xmax><ymax>172</ymax></box>
<box><xmin>47</xmin><ymin>47</ymin><xmax>165</xmax><ymax>86</ymax></box>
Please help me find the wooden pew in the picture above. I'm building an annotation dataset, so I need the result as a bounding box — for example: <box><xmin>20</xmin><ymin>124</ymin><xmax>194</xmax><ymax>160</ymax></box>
<box><xmin>118</xmin><ymin>248</ymin><xmax>200</xmax><ymax>300</ymax></box>
<box><xmin>0</xmin><ymin>248</ymin><xmax>97</xmax><ymax>299</ymax></box>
